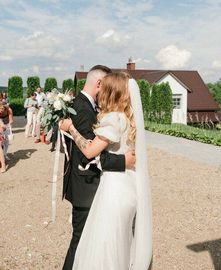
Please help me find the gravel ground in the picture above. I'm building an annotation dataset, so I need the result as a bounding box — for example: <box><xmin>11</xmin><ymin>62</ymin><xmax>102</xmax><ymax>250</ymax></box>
<box><xmin>1</xmin><ymin>117</ymin><xmax>221</xmax><ymax>270</ymax></box>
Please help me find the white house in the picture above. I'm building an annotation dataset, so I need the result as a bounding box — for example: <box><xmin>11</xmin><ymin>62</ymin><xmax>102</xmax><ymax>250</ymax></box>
<box><xmin>74</xmin><ymin>61</ymin><xmax>221</xmax><ymax>124</ymax></box>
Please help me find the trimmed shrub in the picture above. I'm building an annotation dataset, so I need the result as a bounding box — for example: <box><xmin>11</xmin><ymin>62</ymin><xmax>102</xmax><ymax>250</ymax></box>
<box><xmin>27</xmin><ymin>76</ymin><xmax>40</xmax><ymax>97</ymax></box>
<box><xmin>149</xmin><ymin>84</ymin><xmax>159</xmax><ymax>122</ymax></box>
<box><xmin>159</xmin><ymin>82</ymin><xmax>173</xmax><ymax>124</ymax></box>
<box><xmin>207</xmin><ymin>80</ymin><xmax>221</xmax><ymax>109</ymax></box>
<box><xmin>8</xmin><ymin>76</ymin><xmax>23</xmax><ymax>98</ymax></box>
<box><xmin>44</xmin><ymin>78</ymin><xmax>58</xmax><ymax>92</ymax></box>
<box><xmin>149</xmin><ymin>83</ymin><xmax>173</xmax><ymax>124</ymax></box>
<box><xmin>10</xmin><ymin>98</ymin><xmax>25</xmax><ymax>116</ymax></box>
<box><xmin>137</xmin><ymin>80</ymin><xmax>150</xmax><ymax>121</ymax></box>
<box><xmin>62</xmin><ymin>79</ymin><xmax>74</xmax><ymax>93</ymax></box>
<box><xmin>76</xmin><ymin>79</ymin><xmax>86</xmax><ymax>95</ymax></box>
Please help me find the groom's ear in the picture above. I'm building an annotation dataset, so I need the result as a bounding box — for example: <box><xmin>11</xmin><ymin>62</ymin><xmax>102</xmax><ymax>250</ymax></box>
<box><xmin>96</xmin><ymin>79</ymin><xmax>102</xmax><ymax>88</ymax></box>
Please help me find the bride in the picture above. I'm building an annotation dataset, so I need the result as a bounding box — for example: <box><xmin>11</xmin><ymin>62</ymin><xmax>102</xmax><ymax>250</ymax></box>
<box><xmin>60</xmin><ymin>72</ymin><xmax>152</xmax><ymax>270</ymax></box>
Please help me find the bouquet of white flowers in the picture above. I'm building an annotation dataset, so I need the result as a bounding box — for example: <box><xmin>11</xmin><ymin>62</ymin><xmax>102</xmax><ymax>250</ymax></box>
<box><xmin>42</xmin><ymin>89</ymin><xmax>76</xmax><ymax>133</ymax></box>
<box><xmin>42</xmin><ymin>89</ymin><xmax>76</xmax><ymax>222</ymax></box>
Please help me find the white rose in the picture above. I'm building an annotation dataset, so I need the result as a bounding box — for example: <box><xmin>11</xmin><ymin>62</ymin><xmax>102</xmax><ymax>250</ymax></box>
<box><xmin>63</xmin><ymin>94</ymin><xmax>72</xmax><ymax>102</ymax></box>
<box><xmin>53</xmin><ymin>100</ymin><xmax>62</xmax><ymax>111</ymax></box>
<box><xmin>58</xmin><ymin>93</ymin><xmax>65</xmax><ymax>98</ymax></box>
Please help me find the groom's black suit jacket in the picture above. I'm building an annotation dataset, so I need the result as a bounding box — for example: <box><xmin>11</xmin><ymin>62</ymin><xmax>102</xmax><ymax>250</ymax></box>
<box><xmin>63</xmin><ymin>92</ymin><xmax>125</xmax><ymax>208</ymax></box>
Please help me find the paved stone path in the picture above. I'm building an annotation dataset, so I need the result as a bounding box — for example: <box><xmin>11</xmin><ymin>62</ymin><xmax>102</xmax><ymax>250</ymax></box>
<box><xmin>146</xmin><ymin>131</ymin><xmax>221</xmax><ymax>167</ymax></box>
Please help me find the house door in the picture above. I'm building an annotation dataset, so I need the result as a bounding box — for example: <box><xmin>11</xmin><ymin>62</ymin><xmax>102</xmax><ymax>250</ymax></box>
<box><xmin>172</xmin><ymin>95</ymin><xmax>182</xmax><ymax>123</ymax></box>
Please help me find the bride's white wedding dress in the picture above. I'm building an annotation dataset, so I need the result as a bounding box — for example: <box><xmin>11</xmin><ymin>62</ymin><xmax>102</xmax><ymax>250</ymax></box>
<box><xmin>73</xmin><ymin>112</ymin><xmax>137</xmax><ymax>270</ymax></box>
<box><xmin>73</xmin><ymin>79</ymin><xmax>152</xmax><ymax>270</ymax></box>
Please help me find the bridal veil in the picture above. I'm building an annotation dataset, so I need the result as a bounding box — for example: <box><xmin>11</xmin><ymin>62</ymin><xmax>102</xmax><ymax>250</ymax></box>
<box><xmin>128</xmin><ymin>78</ymin><xmax>152</xmax><ymax>270</ymax></box>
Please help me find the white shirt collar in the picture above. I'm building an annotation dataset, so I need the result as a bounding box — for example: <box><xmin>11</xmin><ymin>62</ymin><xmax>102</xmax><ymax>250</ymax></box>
<box><xmin>81</xmin><ymin>91</ymin><xmax>96</xmax><ymax>110</ymax></box>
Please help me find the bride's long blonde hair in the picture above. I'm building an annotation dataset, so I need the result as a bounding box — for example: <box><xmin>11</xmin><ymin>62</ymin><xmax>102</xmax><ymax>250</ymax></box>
<box><xmin>95</xmin><ymin>72</ymin><xmax>136</xmax><ymax>144</ymax></box>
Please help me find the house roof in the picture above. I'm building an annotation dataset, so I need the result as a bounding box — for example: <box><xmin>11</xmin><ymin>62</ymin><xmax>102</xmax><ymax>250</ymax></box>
<box><xmin>74</xmin><ymin>69</ymin><xmax>219</xmax><ymax>112</ymax></box>
<box><xmin>74</xmin><ymin>71</ymin><xmax>88</xmax><ymax>81</ymax></box>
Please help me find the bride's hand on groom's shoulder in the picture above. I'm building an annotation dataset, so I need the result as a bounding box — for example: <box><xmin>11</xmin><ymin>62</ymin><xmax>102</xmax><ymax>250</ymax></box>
<box><xmin>59</xmin><ymin>118</ymin><xmax>73</xmax><ymax>132</ymax></box>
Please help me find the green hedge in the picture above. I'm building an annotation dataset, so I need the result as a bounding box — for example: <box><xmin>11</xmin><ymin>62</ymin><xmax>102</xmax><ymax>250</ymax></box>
<box><xmin>44</xmin><ymin>77</ymin><xmax>58</xmax><ymax>92</ymax></box>
<box><xmin>137</xmin><ymin>80</ymin><xmax>150</xmax><ymax>121</ymax></box>
<box><xmin>27</xmin><ymin>76</ymin><xmax>40</xmax><ymax>96</ymax></box>
<box><xmin>145</xmin><ymin>121</ymin><xmax>221</xmax><ymax>146</ymax></box>
<box><xmin>62</xmin><ymin>78</ymin><xmax>74</xmax><ymax>93</ymax></box>
<box><xmin>8</xmin><ymin>76</ymin><xmax>23</xmax><ymax>98</ymax></box>
<box><xmin>10</xmin><ymin>98</ymin><xmax>25</xmax><ymax>116</ymax></box>
<box><xmin>76</xmin><ymin>79</ymin><xmax>86</xmax><ymax>95</ymax></box>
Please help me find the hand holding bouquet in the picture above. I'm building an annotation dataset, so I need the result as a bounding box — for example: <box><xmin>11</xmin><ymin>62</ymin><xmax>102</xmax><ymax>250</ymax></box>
<box><xmin>42</xmin><ymin>89</ymin><xmax>76</xmax><ymax>133</ymax></box>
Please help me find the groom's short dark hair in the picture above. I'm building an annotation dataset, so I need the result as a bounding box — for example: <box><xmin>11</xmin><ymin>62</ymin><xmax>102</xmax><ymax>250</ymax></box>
<box><xmin>89</xmin><ymin>65</ymin><xmax>112</xmax><ymax>74</ymax></box>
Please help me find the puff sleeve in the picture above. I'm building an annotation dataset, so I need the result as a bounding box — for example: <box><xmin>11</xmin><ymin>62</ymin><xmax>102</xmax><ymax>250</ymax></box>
<box><xmin>94</xmin><ymin>112</ymin><xmax>127</xmax><ymax>143</ymax></box>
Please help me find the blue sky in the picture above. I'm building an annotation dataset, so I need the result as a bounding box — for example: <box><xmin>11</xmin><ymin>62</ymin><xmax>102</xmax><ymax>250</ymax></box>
<box><xmin>0</xmin><ymin>0</ymin><xmax>221</xmax><ymax>87</ymax></box>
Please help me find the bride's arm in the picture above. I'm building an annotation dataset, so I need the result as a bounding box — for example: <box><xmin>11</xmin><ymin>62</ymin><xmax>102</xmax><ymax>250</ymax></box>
<box><xmin>60</xmin><ymin>119</ymin><xmax>109</xmax><ymax>159</ymax></box>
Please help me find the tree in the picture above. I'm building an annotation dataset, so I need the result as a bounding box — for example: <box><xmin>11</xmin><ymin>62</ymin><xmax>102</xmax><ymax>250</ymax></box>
<box><xmin>62</xmin><ymin>78</ymin><xmax>74</xmax><ymax>93</ymax></box>
<box><xmin>27</xmin><ymin>76</ymin><xmax>40</xmax><ymax>97</ymax></box>
<box><xmin>149</xmin><ymin>84</ymin><xmax>159</xmax><ymax>122</ymax></box>
<box><xmin>8</xmin><ymin>76</ymin><xmax>23</xmax><ymax>98</ymax></box>
<box><xmin>137</xmin><ymin>80</ymin><xmax>150</xmax><ymax>121</ymax></box>
<box><xmin>159</xmin><ymin>82</ymin><xmax>173</xmax><ymax>124</ymax></box>
<box><xmin>207</xmin><ymin>80</ymin><xmax>221</xmax><ymax>109</ymax></box>
<box><xmin>44</xmin><ymin>77</ymin><xmax>58</xmax><ymax>92</ymax></box>
<box><xmin>76</xmin><ymin>79</ymin><xmax>86</xmax><ymax>95</ymax></box>
<box><xmin>149</xmin><ymin>83</ymin><xmax>173</xmax><ymax>123</ymax></box>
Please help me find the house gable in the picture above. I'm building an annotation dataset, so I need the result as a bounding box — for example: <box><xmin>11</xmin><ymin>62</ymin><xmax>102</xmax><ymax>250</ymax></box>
<box><xmin>157</xmin><ymin>73</ymin><xmax>188</xmax><ymax>124</ymax></box>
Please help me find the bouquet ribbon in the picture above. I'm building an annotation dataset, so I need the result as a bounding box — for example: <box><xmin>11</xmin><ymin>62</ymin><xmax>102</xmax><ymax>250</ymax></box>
<box><xmin>51</xmin><ymin>128</ymin><xmax>101</xmax><ymax>223</ymax></box>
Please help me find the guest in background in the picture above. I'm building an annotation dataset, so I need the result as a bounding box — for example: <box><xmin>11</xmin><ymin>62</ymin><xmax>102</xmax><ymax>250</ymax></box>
<box><xmin>24</xmin><ymin>92</ymin><xmax>38</xmax><ymax>138</ymax></box>
<box><xmin>0</xmin><ymin>93</ymin><xmax>5</xmax><ymax>104</ymax></box>
<box><xmin>0</xmin><ymin>92</ymin><xmax>9</xmax><ymax>105</ymax></box>
<box><xmin>3</xmin><ymin>92</ymin><xmax>9</xmax><ymax>105</ymax></box>
<box><xmin>35</xmin><ymin>87</ymin><xmax>47</xmax><ymax>143</ymax></box>
<box><xmin>0</xmin><ymin>119</ymin><xmax>6</xmax><ymax>173</ymax></box>
<box><xmin>0</xmin><ymin>103</ymin><xmax>13</xmax><ymax>161</ymax></box>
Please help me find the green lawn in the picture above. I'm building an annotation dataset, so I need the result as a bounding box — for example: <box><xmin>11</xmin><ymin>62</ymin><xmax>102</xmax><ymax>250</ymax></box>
<box><xmin>145</xmin><ymin>122</ymin><xmax>221</xmax><ymax>146</ymax></box>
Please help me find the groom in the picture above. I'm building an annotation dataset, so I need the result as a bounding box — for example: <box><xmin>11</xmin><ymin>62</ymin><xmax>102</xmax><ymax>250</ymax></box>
<box><xmin>61</xmin><ymin>65</ymin><xmax>135</xmax><ymax>270</ymax></box>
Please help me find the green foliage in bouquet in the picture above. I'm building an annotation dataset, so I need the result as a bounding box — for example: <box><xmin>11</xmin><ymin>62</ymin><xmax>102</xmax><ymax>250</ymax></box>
<box><xmin>42</xmin><ymin>90</ymin><xmax>76</xmax><ymax>133</ymax></box>
<box><xmin>8</xmin><ymin>76</ymin><xmax>23</xmax><ymax>98</ymax></box>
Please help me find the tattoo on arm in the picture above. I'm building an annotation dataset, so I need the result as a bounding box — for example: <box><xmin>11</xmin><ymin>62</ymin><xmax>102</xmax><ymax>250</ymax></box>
<box><xmin>69</xmin><ymin>126</ymin><xmax>90</xmax><ymax>151</ymax></box>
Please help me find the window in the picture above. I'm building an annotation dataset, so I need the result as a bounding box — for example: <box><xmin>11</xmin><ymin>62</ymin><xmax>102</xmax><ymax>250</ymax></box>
<box><xmin>172</xmin><ymin>95</ymin><xmax>181</xmax><ymax>109</ymax></box>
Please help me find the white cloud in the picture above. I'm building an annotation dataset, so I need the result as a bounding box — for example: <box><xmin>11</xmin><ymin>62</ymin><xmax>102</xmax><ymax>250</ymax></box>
<box><xmin>96</xmin><ymin>29</ymin><xmax>130</xmax><ymax>44</ymax></box>
<box><xmin>20</xmin><ymin>31</ymin><xmax>44</xmax><ymax>41</ymax></box>
<box><xmin>156</xmin><ymin>45</ymin><xmax>191</xmax><ymax>69</ymax></box>
<box><xmin>0</xmin><ymin>31</ymin><xmax>62</xmax><ymax>61</ymax></box>
<box><xmin>212</xmin><ymin>60</ymin><xmax>221</xmax><ymax>69</ymax></box>
<box><xmin>134</xmin><ymin>58</ymin><xmax>150</xmax><ymax>64</ymax></box>
<box><xmin>1</xmin><ymin>1</ymin><xmax>221</xmax><ymax>85</ymax></box>
<box><xmin>96</xmin><ymin>29</ymin><xmax>131</xmax><ymax>45</ymax></box>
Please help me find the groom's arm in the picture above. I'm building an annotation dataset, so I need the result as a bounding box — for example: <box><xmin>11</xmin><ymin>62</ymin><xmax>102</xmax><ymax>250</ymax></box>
<box><xmin>100</xmin><ymin>151</ymin><xmax>125</xmax><ymax>171</ymax></box>
<box><xmin>100</xmin><ymin>150</ymin><xmax>135</xmax><ymax>171</ymax></box>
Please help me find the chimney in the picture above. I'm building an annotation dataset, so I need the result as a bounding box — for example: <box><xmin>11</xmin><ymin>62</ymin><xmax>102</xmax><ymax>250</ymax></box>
<box><xmin>127</xmin><ymin>57</ymin><xmax>135</xmax><ymax>70</ymax></box>
<box><xmin>79</xmin><ymin>64</ymin><xmax>84</xmax><ymax>71</ymax></box>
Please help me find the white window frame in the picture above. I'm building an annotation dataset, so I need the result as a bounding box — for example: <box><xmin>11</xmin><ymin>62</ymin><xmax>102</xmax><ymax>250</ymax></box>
<box><xmin>172</xmin><ymin>94</ymin><xmax>182</xmax><ymax>109</ymax></box>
